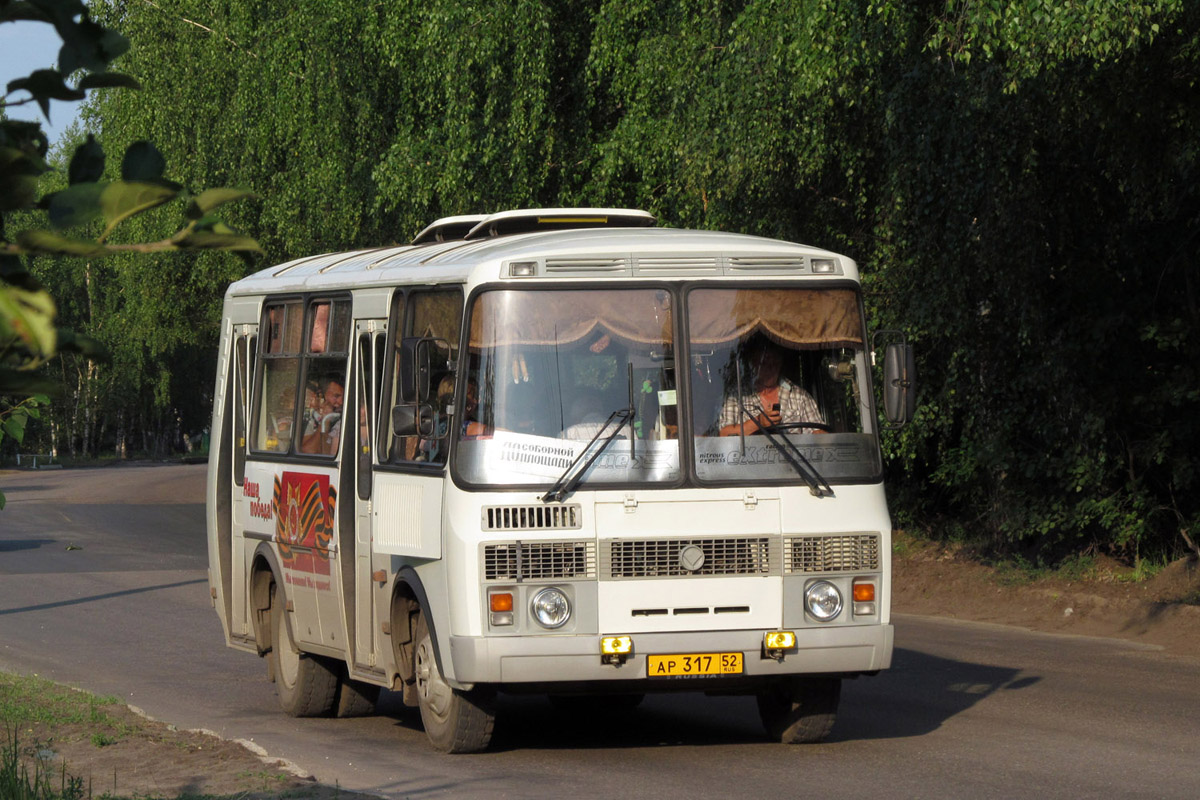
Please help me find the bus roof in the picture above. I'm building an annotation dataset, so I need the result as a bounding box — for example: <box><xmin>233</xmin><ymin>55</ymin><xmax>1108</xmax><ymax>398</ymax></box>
<box><xmin>226</xmin><ymin>219</ymin><xmax>857</xmax><ymax>298</ymax></box>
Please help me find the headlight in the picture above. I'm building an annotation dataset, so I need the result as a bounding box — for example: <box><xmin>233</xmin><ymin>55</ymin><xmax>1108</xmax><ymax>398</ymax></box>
<box><xmin>530</xmin><ymin>587</ymin><xmax>571</xmax><ymax>629</ymax></box>
<box><xmin>805</xmin><ymin>581</ymin><xmax>843</xmax><ymax>621</ymax></box>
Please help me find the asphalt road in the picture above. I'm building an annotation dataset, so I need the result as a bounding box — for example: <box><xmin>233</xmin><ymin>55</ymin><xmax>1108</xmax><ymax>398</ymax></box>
<box><xmin>2</xmin><ymin>464</ymin><xmax>1198</xmax><ymax>798</ymax></box>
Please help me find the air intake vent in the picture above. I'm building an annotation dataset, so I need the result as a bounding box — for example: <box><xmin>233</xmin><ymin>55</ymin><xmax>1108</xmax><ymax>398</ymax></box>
<box><xmin>482</xmin><ymin>504</ymin><xmax>582</xmax><ymax>531</ymax></box>
<box><xmin>635</xmin><ymin>256</ymin><xmax>721</xmax><ymax>275</ymax></box>
<box><xmin>784</xmin><ymin>534</ymin><xmax>880</xmax><ymax>574</ymax></box>
<box><xmin>483</xmin><ymin>541</ymin><xmax>597</xmax><ymax>581</ymax></box>
<box><xmin>544</xmin><ymin>257</ymin><xmax>630</xmax><ymax>274</ymax></box>
<box><xmin>728</xmin><ymin>256</ymin><xmax>806</xmax><ymax>272</ymax></box>
<box><xmin>606</xmin><ymin>537</ymin><xmax>773</xmax><ymax>579</ymax></box>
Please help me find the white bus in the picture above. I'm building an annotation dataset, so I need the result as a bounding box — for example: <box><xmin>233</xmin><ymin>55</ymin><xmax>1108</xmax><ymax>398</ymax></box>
<box><xmin>206</xmin><ymin>208</ymin><xmax>914</xmax><ymax>753</ymax></box>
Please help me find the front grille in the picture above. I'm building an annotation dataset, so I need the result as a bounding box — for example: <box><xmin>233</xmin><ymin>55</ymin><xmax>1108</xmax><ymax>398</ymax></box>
<box><xmin>784</xmin><ymin>534</ymin><xmax>880</xmax><ymax>574</ymax></box>
<box><xmin>483</xmin><ymin>541</ymin><xmax>596</xmax><ymax>581</ymax></box>
<box><xmin>606</xmin><ymin>537</ymin><xmax>772</xmax><ymax>579</ymax></box>
<box><xmin>482</xmin><ymin>504</ymin><xmax>581</xmax><ymax>531</ymax></box>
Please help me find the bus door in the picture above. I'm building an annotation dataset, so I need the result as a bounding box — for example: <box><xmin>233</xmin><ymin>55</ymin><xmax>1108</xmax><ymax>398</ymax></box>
<box><xmin>350</xmin><ymin>321</ymin><xmax>387</xmax><ymax>671</ymax></box>
<box><xmin>228</xmin><ymin>323</ymin><xmax>256</xmax><ymax>639</ymax></box>
<box><xmin>372</xmin><ymin>289</ymin><xmax>464</xmax><ymax>563</ymax></box>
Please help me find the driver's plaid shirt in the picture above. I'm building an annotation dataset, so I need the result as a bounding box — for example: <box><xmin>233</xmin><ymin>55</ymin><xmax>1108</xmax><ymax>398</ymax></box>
<box><xmin>718</xmin><ymin>377</ymin><xmax>824</xmax><ymax>433</ymax></box>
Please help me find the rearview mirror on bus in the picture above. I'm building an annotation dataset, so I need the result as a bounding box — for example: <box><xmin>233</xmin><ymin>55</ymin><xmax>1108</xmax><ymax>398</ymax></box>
<box><xmin>399</xmin><ymin>337</ymin><xmax>432</xmax><ymax>403</ymax></box>
<box><xmin>391</xmin><ymin>403</ymin><xmax>437</xmax><ymax>438</ymax></box>
<box><xmin>883</xmin><ymin>342</ymin><xmax>916</xmax><ymax>425</ymax></box>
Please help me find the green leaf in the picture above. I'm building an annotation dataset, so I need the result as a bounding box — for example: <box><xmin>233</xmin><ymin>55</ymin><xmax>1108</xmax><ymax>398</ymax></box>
<box><xmin>14</xmin><ymin>229</ymin><xmax>109</xmax><ymax>257</ymax></box>
<box><xmin>0</xmin><ymin>280</ymin><xmax>57</xmax><ymax>360</ymax></box>
<box><xmin>43</xmin><ymin>182</ymin><xmax>105</xmax><ymax>228</ymax></box>
<box><xmin>0</xmin><ymin>366</ymin><xmax>62</xmax><ymax>396</ymax></box>
<box><xmin>98</xmin><ymin>180</ymin><xmax>178</xmax><ymax>240</ymax></box>
<box><xmin>5</xmin><ymin>69</ymin><xmax>85</xmax><ymax>118</ymax></box>
<box><xmin>57</xmin><ymin>328</ymin><xmax>110</xmax><ymax>361</ymax></box>
<box><xmin>67</xmin><ymin>134</ymin><xmax>105</xmax><ymax>185</ymax></box>
<box><xmin>77</xmin><ymin>71</ymin><xmax>142</xmax><ymax>91</ymax></box>
<box><xmin>0</xmin><ymin>1</ymin><xmax>56</xmax><ymax>24</ymax></box>
<box><xmin>3</xmin><ymin>414</ymin><xmax>29</xmax><ymax>445</ymax></box>
<box><xmin>57</xmin><ymin>11</ymin><xmax>129</xmax><ymax>75</ymax></box>
<box><xmin>120</xmin><ymin>140</ymin><xmax>166</xmax><ymax>182</ymax></box>
<box><xmin>173</xmin><ymin>230</ymin><xmax>264</xmax><ymax>254</ymax></box>
<box><xmin>186</xmin><ymin>188</ymin><xmax>257</xmax><ymax>220</ymax></box>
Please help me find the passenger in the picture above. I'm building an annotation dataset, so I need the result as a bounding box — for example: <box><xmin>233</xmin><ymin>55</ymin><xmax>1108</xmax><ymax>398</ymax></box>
<box><xmin>301</xmin><ymin>378</ymin><xmax>344</xmax><ymax>454</ymax></box>
<box><xmin>718</xmin><ymin>340</ymin><xmax>823</xmax><ymax>436</ymax></box>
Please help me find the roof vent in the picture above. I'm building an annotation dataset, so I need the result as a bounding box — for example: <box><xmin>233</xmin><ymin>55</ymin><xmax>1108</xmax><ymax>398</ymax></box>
<box><xmin>464</xmin><ymin>208</ymin><xmax>655</xmax><ymax>240</ymax></box>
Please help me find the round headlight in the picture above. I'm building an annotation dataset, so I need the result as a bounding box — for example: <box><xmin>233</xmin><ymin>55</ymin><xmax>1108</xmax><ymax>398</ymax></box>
<box><xmin>805</xmin><ymin>581</ymin><xmax>843</xmax><ymax>621</ymax></box>
<box><xmin>530</xmin><ymin>587</ymin><xmax>571</xmax><ymax>629</ymax></box>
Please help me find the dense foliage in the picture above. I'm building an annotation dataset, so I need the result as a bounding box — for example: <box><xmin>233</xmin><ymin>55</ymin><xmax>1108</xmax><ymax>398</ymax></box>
<box><xmin>12</xmin><ymin>0</ymin><xmax>1200</xmax><ymax>561</ymax></box>
<box><xmin>0</xmin><ymin>0</ymin><xmax>257</xmax><ymax>492</ymax></box>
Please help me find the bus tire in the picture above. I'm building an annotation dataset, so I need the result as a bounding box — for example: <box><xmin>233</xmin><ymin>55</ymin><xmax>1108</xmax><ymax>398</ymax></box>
<box><xmin>756</xmin><ymin>677</ymin><xmax>841</xmax><ymax>744</ymax></box>
<box><xmin>270</xmin><ymin>584</ymin><xmax>337</xmax><ymax>717</ymax></box>
<box><xmin>334</xmin><ymin>677</ymin><xmax>380</xmax><ymax>718</ymax></box>
<box><xmin>413</xmin><ymin>612</ymin><xmax>495</xmax><ymax>753</ymax></box>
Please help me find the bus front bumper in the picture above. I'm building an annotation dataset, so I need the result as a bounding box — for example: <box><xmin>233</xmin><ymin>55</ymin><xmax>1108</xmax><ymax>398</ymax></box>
<box><xmin>447</xmin><ymin>624</ymin><xmax>893</xmax><ymax>686</ymax></box>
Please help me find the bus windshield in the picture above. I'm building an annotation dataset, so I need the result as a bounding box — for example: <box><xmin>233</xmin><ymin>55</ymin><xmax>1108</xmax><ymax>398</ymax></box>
<box><xmin>687</xmin><ymin>287</ymin><xmax>880</xmax><ymax>483</ymax></box>
<box><xmin>457</xmin><ymin>287</ymin><xmax>680</xmax><ymax>487</ymax></box>
<box><xmin>455</xmin><ymin>285</ymin><xmax>880</xmax><ymax>489</ymax></box>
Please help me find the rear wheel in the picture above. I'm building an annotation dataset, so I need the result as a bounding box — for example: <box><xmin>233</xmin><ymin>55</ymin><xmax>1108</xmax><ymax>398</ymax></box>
<box><xmin>756</xmin><ymin>677</ymin><xmax>841</xmax><ymax>744</ymax></box>
<box><xmin>413</xmin><ymin>612</ymin><xmax>495</xmax><ymax>753</ymax></box>
<box><xmin>270</xmin><ymin>584</ymin><xmax>337</xmax><ymax>717</ymax></box>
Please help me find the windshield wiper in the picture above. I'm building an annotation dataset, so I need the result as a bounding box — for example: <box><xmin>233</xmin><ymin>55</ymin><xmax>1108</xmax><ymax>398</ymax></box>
<box><xmin>541</xmin><ymin>408</ymin><xmax>631</xmax><ymax>503</ymax></box>
<box><xmin>752</xmin><ymin>408</ymin><xmax>834</xmax><ymax>498</ymax></box>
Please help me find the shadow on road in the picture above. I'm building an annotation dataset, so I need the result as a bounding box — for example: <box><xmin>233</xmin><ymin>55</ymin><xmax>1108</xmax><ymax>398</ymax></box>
<box><xmin>0</xmin><ymin>538</ymin><xmax>55</xmax><ymax>552</ymax></box>
<box><xmin>0</xmin><ymin>577</ymin><xmax>208</xmax><ymax>616</ymax></box>
<box><xmin>367</xmin><ymin>644</ymin><xmax>1039</xmax><ymax>751</ymax></box>
<box><xmin>838</xmin><ymin>646</ymin><xmax>1039</xmax><ymax>741</ymax></box>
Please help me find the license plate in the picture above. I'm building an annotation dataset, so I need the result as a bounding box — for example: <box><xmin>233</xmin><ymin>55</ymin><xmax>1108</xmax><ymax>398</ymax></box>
<box><xmin>646</xmin><ymin>652</ymin><xmax>743</xmax><ymax>677</ymax></box>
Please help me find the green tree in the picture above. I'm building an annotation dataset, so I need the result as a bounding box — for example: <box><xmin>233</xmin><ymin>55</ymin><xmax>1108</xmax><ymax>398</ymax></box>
<box><xmin>1</xmin><ymin>0</ymin><xmax>259</xmax><ymax>500</ymax></box>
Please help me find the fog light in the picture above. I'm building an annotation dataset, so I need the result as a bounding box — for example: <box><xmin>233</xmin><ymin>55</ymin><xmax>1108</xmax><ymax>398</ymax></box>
<box><xmin>805</xmin><ymin>581</ymin><xmax>843</xmax><ymax>621</ymax></box>
<box><xmin>764</xmin><ymin>631</ymin><xmax>796</xmax><ymax>650</ymax></box>
<box><xmin>601</xmin><ymin>636</ymin><xmax>632</xmax><ymax>655</ymax></box>
<box><xmin>530</xmin><ymin>587</ymin><xmax>571</xmax><ymax>629</ymax></box>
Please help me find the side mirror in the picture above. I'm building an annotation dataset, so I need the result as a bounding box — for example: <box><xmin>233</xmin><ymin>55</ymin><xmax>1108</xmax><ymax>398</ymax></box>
<box><xmin>391</xmin><ymin>403</ymin><xmax>437</xmax><ymax>438</ymax></box>
<box><xmin>883</xmin><ymin>343</ymin><xmax>916</xmax><ymax>425</ymax></box>
<box><xmin>399</xmin><ymin>337</ymin><xmax>432</xmax><ymax>404</ymax></box>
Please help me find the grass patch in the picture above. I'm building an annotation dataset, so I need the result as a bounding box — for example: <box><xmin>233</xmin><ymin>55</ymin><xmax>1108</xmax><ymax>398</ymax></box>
<box><xmin>2</xmin><ymin>671</ymin><xmax>356</xmax><ymax>800</ymax></box>
<box><xmin>0</xmin><ymin>674</ymin><xmax>124</xmax><ymax>733</ymax></box>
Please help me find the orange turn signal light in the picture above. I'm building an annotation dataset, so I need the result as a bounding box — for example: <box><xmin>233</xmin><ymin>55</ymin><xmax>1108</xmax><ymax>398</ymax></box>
<box><xmin>852</xmin><ymin>582</ymin><xmax>876</xmax><ymax>602</ymax></box>
<box><xmin>490</xmin><ymin>592</ymin><xmax>514</xmax><ymax>612</ymax></box>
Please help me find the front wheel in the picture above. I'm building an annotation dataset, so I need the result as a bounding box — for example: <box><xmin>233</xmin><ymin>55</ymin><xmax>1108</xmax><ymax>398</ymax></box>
<box><xmin>269</xmin><ymin>583</ymin><xmax>337</xmax><ymax>717</ymax></box>
<box><xmin>756</xmin><ymin>677</ymin><xmax>841</xmax><ymax>744</ymax></box>
<box><xmin>413</xmin><ymin>612</ymin><xmax>495</xmax><ymax>753</ymax></box>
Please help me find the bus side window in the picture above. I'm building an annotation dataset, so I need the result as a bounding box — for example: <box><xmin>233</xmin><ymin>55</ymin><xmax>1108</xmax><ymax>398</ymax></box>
<box><xmin>253</xmin><ymin>301</ymin><xmax>303</xmax><ymax>452</ymax></box>
<box><xmin>299</xmin><ymin>298</ymin><xmax>351</xmax><ymax>456</ymax></box>
<box><xmin>234</xmin><ymin>333</ymin><xmax>255</xmax><ymax>483</ymax></box>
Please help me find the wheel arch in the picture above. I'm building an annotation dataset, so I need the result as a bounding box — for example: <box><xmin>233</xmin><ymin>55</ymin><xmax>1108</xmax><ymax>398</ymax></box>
<box><xmin>389</xmin><ymin>566</ymin><xmax>445</xmax><ymax>691</ymax></box>
<box><xmin>250</xmin><ymin>542</ymin><xmax>284</xmax><ymax>655</ymax></box>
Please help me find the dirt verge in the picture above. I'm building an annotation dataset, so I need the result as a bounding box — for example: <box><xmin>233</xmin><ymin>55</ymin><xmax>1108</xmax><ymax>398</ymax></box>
<box><xmin>892</xmin><ymin>533</ymin><xmax>1200</xmax><ymax>660</ymax></box>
